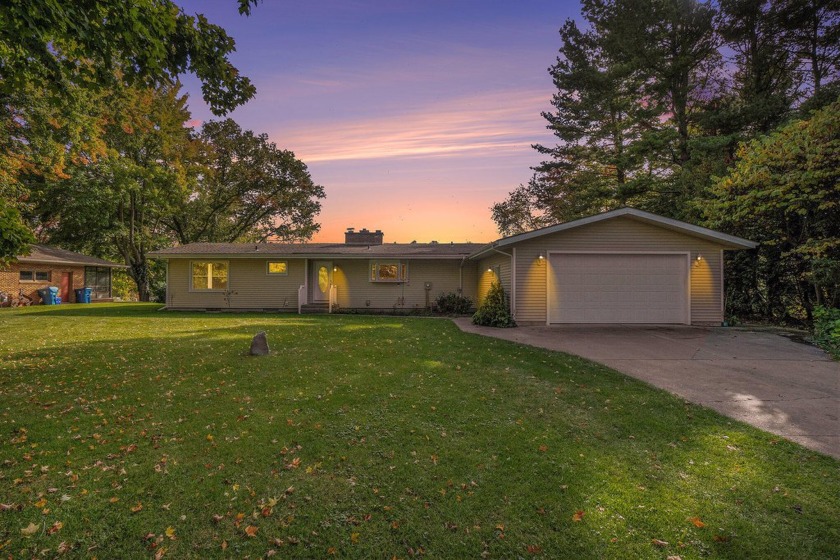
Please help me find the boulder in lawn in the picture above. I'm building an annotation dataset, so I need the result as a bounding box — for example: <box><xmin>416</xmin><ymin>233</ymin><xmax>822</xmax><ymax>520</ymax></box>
<box><xmin>249</xmin><ymin>331</ymin><xmax>270</xmax><ymax>356</ymax></box>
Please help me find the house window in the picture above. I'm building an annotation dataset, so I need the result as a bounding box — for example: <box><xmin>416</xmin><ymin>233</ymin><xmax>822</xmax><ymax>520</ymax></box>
<box><xmin>19</xmin><ymin>271</ymin><xmax>50</xmax><ymax>281</ymax></box>
<box><xmin>370</xmin><ymin>260</ymin><xmax>408</xmax><ymax>282</ymax></box>
<box><xmin>267</xmin><ymin>261</ymin><xmax>288</xmax><ymax>275</ymax></box>
<box><xmin>191</xmin><ymin>261</ymin><xmax>228</xmax><ymax>290</ymax></box>
<box><xmin>85</xmin><ymin>267</ymin><xmax>111</xmax><ymax>299</ymax></box>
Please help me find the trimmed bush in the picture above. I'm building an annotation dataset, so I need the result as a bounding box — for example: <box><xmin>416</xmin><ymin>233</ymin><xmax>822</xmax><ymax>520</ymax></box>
<box><xmin>472</xmin><ymin>281</ymin><xmax>516</xmax><ymax>328</ymax></box>
<box><xmin>435</xmin><ymin>292</ymin><xmax>473</xmax><ymax>315</ymax></box>
<box><xmin>813</xmin><ymin>305</ymin><xmax>840</xmax><ymax>358</ymax></box>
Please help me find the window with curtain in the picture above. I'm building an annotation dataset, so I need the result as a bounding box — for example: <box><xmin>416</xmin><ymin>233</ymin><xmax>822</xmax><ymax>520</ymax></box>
<box><xmin>369</xmin><ymin>260</ymin><xmax>408</xmax><ymax>282</ymax></box>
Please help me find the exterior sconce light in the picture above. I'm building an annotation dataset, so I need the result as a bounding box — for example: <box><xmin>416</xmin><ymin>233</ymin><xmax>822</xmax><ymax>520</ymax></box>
<box><xmin>538</xmin><ymin>253</ymin><xmax>545</xmax><ymax>260</ymax></box>
<box><xmin>696</xmin><ymin>254</ymin><xmax>702</xmax><ymax>261</ymax></box>
<box><xmin>487</xmin><ymin>267</ymin><xmax>493</xmax><ymax>272</ymax></box>
<box><xmin>333</xmin><ymin>266</ymin><xmax>338</xmax><ymax>272</ymax></box>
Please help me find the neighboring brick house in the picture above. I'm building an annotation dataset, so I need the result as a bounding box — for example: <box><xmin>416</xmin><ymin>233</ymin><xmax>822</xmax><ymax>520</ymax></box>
<box><xmin>0</xmin><ymin>245</ymin><xmax>125</xmax><ymax>305</ymax></box>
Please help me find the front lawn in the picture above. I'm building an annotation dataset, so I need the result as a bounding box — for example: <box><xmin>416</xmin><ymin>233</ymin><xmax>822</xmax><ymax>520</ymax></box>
<box><xmin>0</xmin><ymin>304</ymin><xmax>837</xmax><ymax>558</ymax></box>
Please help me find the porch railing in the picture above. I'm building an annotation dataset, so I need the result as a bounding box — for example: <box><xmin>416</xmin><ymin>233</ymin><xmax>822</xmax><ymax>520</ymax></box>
<box><xmin>329</xmin><ymin>284</ymin><xmax>338</xmax><ymax>313</ymax></box>
<box><xmin>297</xmin><ymin>284</ymin><xmax>306</xmax><ymax>314</ymax></box>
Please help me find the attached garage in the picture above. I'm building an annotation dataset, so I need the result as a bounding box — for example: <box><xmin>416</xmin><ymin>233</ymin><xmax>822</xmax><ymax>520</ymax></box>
<box><xmin>470</xmin><ymin>208</ymin><xmax>758</xmax><ymax>326</ymax></box>
<box><xmin>548</xmin><ymin>253</ymin><xmax>689</xmax><ymax>324</ymax></box>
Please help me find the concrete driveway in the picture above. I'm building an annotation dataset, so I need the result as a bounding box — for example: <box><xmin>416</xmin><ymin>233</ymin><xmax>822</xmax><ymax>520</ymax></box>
<box><xmin>453</xmin><ymin>319</ymin><xmax>840</xmax><ymax>459</ymax></box>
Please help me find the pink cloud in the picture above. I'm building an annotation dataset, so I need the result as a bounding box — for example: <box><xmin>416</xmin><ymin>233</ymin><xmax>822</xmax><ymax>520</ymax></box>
<box><xmin>276</xmin><ymin>89</ymin><xmax>550</xmax><ymax>163</ymax></box>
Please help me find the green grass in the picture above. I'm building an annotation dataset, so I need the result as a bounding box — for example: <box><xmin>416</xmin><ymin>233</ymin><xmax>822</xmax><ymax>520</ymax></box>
<box><xmin>0</xmin><ymin>304</ymin><xmax>837</xmax><ymax>559</ymax></box>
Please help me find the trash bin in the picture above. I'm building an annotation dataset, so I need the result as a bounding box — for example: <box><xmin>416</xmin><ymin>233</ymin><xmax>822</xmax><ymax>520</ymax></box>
<box><xmin>38</xmin><ymin>287</ymin><xmax>56</xmax><ymax>305</ymax></box>
<box><xmin>49</xmin><ymin>286</ymin><xmax>61</xmax><ymax>304</ymax></box>
<box><xmin>74</xmin><ymin>287</ymin><xmax>92</xmax><ymax>304</ymax></box>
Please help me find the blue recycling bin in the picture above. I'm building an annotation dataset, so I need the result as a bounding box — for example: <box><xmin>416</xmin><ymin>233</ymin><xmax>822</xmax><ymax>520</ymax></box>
<box><xmin>49</xmin><ymin>286</ymin><xmax>61</xmax><ymax>304</ymax></box>
<box><xmin>74</xmin><ymin>287</ymin><xmax>92</xmax><ymax>304</ymax></box>
<box><xmin>38</xmin><ymin>287</ymin><xmax>58</xmax><ymax>305</ymax></box>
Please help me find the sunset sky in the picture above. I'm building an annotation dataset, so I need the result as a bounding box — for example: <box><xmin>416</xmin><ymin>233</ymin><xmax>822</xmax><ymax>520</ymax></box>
<box><xmin>178</xmin><ymin>0</ymin><xmax>582</xmax><ymax>243</ymax></box>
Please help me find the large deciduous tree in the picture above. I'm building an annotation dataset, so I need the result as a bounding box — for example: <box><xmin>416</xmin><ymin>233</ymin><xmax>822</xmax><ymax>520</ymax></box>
<box><xmin>0</xmin><ymin>0</ymin><xmax>259</xmax><ymax>263</ymax></box>
<box><xmin>167</xmin><ymin>120</ymin><xmax>325</xmax><ymax>244</ymax></box>
<box><xmin>707</xmin><ymin>101</ymin><xmax>840</xmax><ymax>322</ymax></box>
<box><xmin>31</xmin><ymin>85</ymin><xmax>195</xmax><ymax>301</ymax></box>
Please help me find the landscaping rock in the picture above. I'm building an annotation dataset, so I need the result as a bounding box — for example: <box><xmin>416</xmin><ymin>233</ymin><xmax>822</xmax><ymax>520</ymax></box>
<box><xmin>249</xmin><ymin>331</ymin><xmax>270</xmax><ymax>356</ymax></box>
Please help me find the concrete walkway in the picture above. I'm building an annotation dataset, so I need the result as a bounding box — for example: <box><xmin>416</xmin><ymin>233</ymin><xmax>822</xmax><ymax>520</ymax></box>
<box><xmin>453</xmin><ymin>319</ymin><xmax>840</xmax><ymax>459</ymax></box>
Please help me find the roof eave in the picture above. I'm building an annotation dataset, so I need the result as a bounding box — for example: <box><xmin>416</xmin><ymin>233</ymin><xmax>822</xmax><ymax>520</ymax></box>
<box><xmin>149</xmin><ymin>253</ymin><xmax>473</xmax><ymax>260</ymax></box>
<box><xmin>16</xmin><ymin>257</ymin><xmax>128</xmax><ymax>268</ymax></box>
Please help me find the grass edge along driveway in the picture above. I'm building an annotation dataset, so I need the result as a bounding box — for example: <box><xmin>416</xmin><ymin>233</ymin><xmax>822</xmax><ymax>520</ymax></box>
<box><xmin>0</xmin><ymin>304</ymin><xmax>838</xmax><ymax>559</ymax></box>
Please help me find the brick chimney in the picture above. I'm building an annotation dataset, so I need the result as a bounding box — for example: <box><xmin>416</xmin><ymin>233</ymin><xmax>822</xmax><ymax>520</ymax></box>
<box><xmin>345</xmin><ymin>228</ymin><xmax>384</xmax><ymax>245</ymax></box>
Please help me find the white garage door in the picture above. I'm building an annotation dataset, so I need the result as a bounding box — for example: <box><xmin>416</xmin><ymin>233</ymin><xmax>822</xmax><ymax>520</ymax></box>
<box><xmin>549</xmin><ymin>253</ymin><xmax>688</xmax><ymax>324</ymax></box>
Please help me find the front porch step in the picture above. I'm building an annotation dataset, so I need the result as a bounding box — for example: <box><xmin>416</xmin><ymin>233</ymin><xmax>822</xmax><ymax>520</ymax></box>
<box><xmin>300</xmin><ymin>303</ymin><xmax>330</xmax><ymax>314</ymax></box>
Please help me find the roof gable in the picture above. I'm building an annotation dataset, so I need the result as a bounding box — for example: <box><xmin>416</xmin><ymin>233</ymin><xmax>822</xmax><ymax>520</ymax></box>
<box><xmin>470</xmin><ymin>208</ymin><xmax>757</xmax><ymax>258</ymax></box>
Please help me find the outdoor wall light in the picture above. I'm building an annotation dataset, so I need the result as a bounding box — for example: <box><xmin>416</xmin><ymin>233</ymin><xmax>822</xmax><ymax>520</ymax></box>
<box><xmin>333</xmin><ymin>266</ymin><xmax>338</xmax><ymax>272</ymax></box>
<box><xmin>696</xmin><ymin>254</ymin><xmax>702</xmax><ymax>261</ymax></box>
<box><xmin>538</xmin><ymin>253</ymin><xmax>545</xmax><ymax>260</ymax></box>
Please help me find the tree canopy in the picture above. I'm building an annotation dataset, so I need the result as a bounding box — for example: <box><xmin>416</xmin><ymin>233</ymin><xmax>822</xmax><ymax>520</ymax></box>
<box><xmin>708</xmin><ymin>101</ymin><xmax>840</xmax><ymax>320</ymax></box>
<box><xmin>28</xmin><ymin>84</ymin><xmax>325</xmax><ymax>301</ymax></box>
<box><xmin>0</xmin><ymin>0</ymin><xmax>258</xmax><ymax>115</ymax></box>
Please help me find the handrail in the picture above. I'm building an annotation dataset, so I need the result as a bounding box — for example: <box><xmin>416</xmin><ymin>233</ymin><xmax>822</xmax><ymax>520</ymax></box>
<box><xmin>329</xmin><ymin>284</ymin><xmax>337</xmax><ymax>313</ymax></box>
<box><xmin>298</xmin><ymin>284</ymin><xmax>306</xmax><ymax>314</ymax></box>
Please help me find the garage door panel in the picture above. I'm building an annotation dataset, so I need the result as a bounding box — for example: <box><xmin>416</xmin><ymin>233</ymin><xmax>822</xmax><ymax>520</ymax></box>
<box><xmin>549</xmin><ymin>254</ymin><xmax>688</xmax><ymax>324</ymax></box>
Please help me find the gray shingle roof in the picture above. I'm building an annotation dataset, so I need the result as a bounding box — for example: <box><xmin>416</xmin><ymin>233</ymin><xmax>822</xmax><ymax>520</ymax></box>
<box><xmin>149</xmin><ymin>242</ymin><xmax>483</xmax><ymax>259</ymax></box>
<box><xmin>17</xmin><ymin>245</ymin><xmax>126</xmax><ymax>267</ymax></box>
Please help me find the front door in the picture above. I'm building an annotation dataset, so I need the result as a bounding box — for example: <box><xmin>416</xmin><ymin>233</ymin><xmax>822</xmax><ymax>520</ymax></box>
<box><xmin>60</xmin><ymin>272</ymin><xmax>72</xmax><ymax>303</ymax></box>
<box><xmin>312</xmin><ymin>261</ymin><xmax>332</xmax><ymax>302</ymax></box>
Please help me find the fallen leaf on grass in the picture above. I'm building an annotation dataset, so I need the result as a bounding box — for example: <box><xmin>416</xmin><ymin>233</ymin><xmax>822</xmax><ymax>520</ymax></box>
<box><xmin>34</xmin><ymin>498</ymin><xmax>47</xmax><ymax>508</ymax></box>
<box><xmin>285</xmin><ymin>457</ymin><xmax>301</xmax><ymax>470</ymax></box>
<box><xmin>350</xmin><ymin>532</ymin><xmax>360</xmax><ymax>544</ymax></box>
<box><xmin>212</xmin><ymin>514</ymin><xmax>225</xmax><ymax>523</ymax></box>
<box><xmin>47</xmin><ymin>521</ymin><xmax>63</xmax><ymax>535</ymax></box>
<box><xmin>526</xmin><ymin>544</ymin><xmax>543</xmax><ymax>554</ymax></box>
<box><xmin>690</xmin><ymin>517</ymin><xmax>705</xmax><ymax>528</ymax></box>
<box><xmin>221</xmin><ymin>540</ymin><xmax>228</xmax><ymax>550</ymax></box>
<box><xmin>244</xmin><ymin>525</ymin><xmax>259</xmax><ymax>537</ymax></box>
<box><xmin>538</xmin><ymin>445</ymin><xmax>548</xmax><ymax>452</ymax></box>
<box><xmin>21</xmin><ymin>522</ymin><xmax>39</xmax><ymax>536</ymax></box>
<box><xmin>131</xmin><ymin>502</ymin><xmax>143</xmax><ymax>513</ymax></box>
<box><xmin>572</xmin><ymin>510</ymin><xmax>585</xmax><ymax>522</ymax></box>
<box><xmin>714</xmin><ymin>535</ymin><xmax>730</xmax><ymax>543</ymax></box>
<box><xmin>154</xmin><ymin>546</ymin><xmax>166</xmax><ymax>559</ymax></box>
<box><xmin>164</xmin><ymin>526</ymin><xmax>176</xmax><ymax>540</ymax></box>
<box><xmin>652</xmin><ymin>539</ymin><xmax>669</xmax><ymax>547</ymax></box>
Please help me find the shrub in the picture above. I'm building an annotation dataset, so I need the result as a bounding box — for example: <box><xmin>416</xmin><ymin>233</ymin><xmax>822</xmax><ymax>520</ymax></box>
<box><xmin>813</xmin><ymin>305</ymin><xmax>840</xmax><ymax>358</ymax></box>
<box><xmin>435</xmin><ymin>292</ymin><xmax>473</xmax><ymax>315</ymax></box>
<box><xmin>472</xmin><ymin>281</ymin><xmax>516</xmax><ymax>328</ymax></box>
<box><xmin>111</xmin><ymin>270</ymin><xmax>139</xmax><ymax>301</ymax></box>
